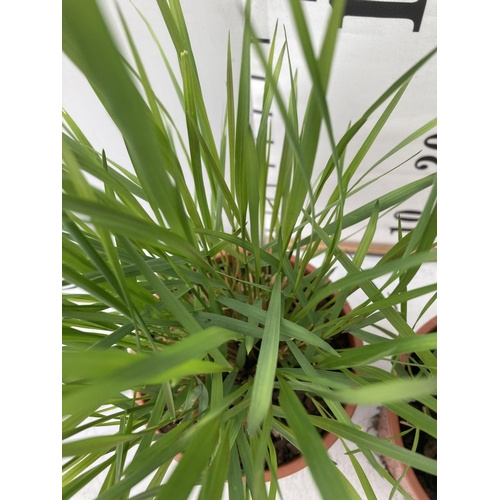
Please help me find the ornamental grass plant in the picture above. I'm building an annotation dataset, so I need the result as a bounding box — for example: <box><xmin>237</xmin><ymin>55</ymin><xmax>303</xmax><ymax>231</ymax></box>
<box><xmin>62</xmin><ymin>0</ymin><xmax>437</xmax><ymax>498</ymax></box>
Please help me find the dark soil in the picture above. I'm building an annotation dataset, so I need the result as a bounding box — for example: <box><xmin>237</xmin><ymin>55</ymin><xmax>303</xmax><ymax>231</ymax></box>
<box><xmin>400</xmin><ymin>400</ymin><xmax>437</xmax><ymax>500</ymax></box>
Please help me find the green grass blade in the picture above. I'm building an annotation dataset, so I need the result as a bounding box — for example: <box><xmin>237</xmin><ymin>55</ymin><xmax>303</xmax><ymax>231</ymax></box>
<box><xmin>298</xmin><ymin>174</ymin><xmax>436</xmax><ymax>247</ymax></box>
<box><xmin>62</xmin><ymin>456</ymin><xmax>115</xmax><ymax>500</ymax></box>
<box><xmin>247</xmin><ymin>276</ymin><xmax>282</xmax><ymax>435</ymax></box>
<box><xmin>62</xmin><ymin>214</ymin><xmax>121</xmax><ymax>294</ymax></box>
<box><xmin>63</xmin><ymin>433</ymin><xmax>146</xmax><ymax>458</ymax></box>
<box><xmin>216</xmin><ymin>296</ymin><xmax>336</xmax><ymax>353</ymax></box>
<box><xmin>62</xmin><ymin>194</ymin><xmax>209</xmax><ymax>272</ymax></box>
<box><xmin>132</xmin><ymin>2</ymin><xmax>184</xmax><ymax>105</ymax></box>
<box><xmin>337</xmin><ymin>48</ymin><xmax>437</xmax><ymax>156</ymax></box>
<box><xmin>333</xmin><ymin>248</ymin><xmax>437</xmax><ymax>371</ymax></box>
<box><xmin>180</xmin><ymin>50</ymin><xmax>212</xmax><ymax>229</ymax></box>
<box><xmin>62</xmin><ymin>452</ymin><xmax>106</xmax><ymax>486</ymax></box>
<box><xmin>62</xmin><ymin>264</ymin><xmax>128</xmax><ymax>316</ymax></box>
<box><xmin>318</xmin><ymin>377</ymin><xmax>436</xmax><ymax>406</ymax></box>
<box><xmin>156</xmin><ymin>417</ymin><xmax>221</xmax><ymax>500</ymax></box>
<box><xmin>187</xmin><ymin>111</ymin><xmax>241</xmax><ymax>219</ymax></box>
<box><xmin>119</xmin><ymin>237</ymin><xmax>201</xmax><ymax>335</ymax></box>
<box><xmin>63</xmin><ymin>328</ymin><xmax>239</xmax><ymax>419</ymax></box>
<box><xmin>198</xmin><ymin>424</ymin><xmax>231</xmax><ymax>500</ymax></box>
<box><xmin>310</xmin><ymin>416</ymin><xmax>436</xmax><ymax>476</ymax></box>
<box><xmin>319</xmin><ymin>333</ymin><xmax>437</xmax><ymax>370</ymax></box>
<box><xmin>245</xmin><ymin>125</ymin><xmax>262</xmax><ymax>264</ymax></box>
<box><xmin>226</xmin><ymin>33</ymin><xmax>236</xmax><ymax>198</ymax></box>
<box><xmin>63</xmin><ymin>0</ymin><xmax>194</xmax><ymax>242</ymax></box>
<box><xmin>327</xmin><ymin>78</ymin><xmax>412</xmax><ymax>208</ymax></box>
<box><xmin>234</xmin><ymin>0</ymin><xmax>252</xmax><ymax>235</ymax></box>
<box><xmin>353</xmin><ymin>202</ymin><xmax>379</xmax><ymax>268</ymax></box>
<box><xmin>340</xmin><ymin>439</ymin><xmax>377</xmax><ymax>500</ymax></box>
<box><xmin>292</xmin><ymin>250</ymin><xmax>436</xmax><ymax>322</ymax></box>
<box><xmin>350</xmin><ymin>118</ymin><xmax>437</xmax><ymax>193</ymax></box>
<box><xmin>95</xmin><ymin>422</ymin><xmax>189</xmax><ymax>500</ymax></box>
<box><xmin>278</xmin><ymin>377</ymin><xmax>362</xmax><ymax>500</ymax></box>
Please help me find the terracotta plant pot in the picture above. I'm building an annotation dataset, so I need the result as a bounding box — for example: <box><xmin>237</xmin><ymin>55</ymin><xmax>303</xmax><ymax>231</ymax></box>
<box><xmin>138</xmin><ymin>255</ymin><xmax>363</xmax><ymax>482</ymax></box>
<box><xmin>377</xmin><ymin>316</ymin><xmax>437</xmax><ymax>500</ymax></box>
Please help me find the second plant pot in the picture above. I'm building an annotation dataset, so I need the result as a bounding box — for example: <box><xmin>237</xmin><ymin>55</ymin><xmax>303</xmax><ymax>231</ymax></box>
<box><xmin>377</xmin><ymin>316</ymin><xmax>437</xmax><ymax>500</ymax></box>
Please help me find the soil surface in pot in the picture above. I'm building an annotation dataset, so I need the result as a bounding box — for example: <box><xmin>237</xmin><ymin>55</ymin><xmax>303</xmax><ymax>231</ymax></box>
<box><xmin>399</xmin><ymin>399</ymin><xmax>437</xmax><ymax>500</ymax></box>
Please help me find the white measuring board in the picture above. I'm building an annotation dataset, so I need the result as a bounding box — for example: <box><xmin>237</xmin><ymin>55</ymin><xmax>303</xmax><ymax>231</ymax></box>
<box><xmin>248</xmin><ymin>0</ymin><xmax>437</xmax><ymax>253</ymax></box>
